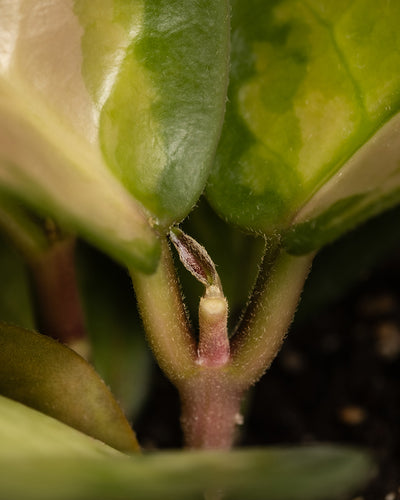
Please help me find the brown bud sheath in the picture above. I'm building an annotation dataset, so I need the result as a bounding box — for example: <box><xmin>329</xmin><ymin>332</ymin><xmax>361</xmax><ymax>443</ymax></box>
<box><xmin>169</xmin><ymin>227</ymin><xmax>222</xmax><ymax>290</ymax></box>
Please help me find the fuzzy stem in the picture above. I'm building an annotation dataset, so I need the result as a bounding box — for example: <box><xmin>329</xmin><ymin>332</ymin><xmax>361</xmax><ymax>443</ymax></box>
<box><xmin>132</xmin><ymin>238</ymin><xmax>239</xmax><ymax>448</ymax></box>
<box><xmin>180</xmin><ymin>369</ymin><xmax>243</xmax><ymax>449</ymax></box>
<box><xmin>133</xmin><ymin>235</ymin><xmax>313</xmax><ymax>450</ymax></box>
<box><xmin>229</xmin><ymin>242</ymin><xmax>314</xmax><ymax>388</ymax></box>
<box><xmin>130</xmin><ymin>238</ymin><xmax>197</xmax><ymax>386</ymax></box>
<box><xmin>28</xmin><ymin>237</ymin><xmax>89</xmax><ymax>358</ymax></box>
<box><xmin>181</xmin><ymin>286</ymin><xmax>238</xmax><ymax>449</ymax></box>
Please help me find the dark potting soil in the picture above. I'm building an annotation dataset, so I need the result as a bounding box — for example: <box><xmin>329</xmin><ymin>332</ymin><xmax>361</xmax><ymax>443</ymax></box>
<box><xmin>135</xmin><ymin>254</ymin><xmax>400</xmax><ymax>500</ymax></box>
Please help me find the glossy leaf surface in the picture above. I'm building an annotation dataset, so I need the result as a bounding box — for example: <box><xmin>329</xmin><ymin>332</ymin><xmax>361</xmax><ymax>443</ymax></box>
<box><xmin>0</xmin><ymin>323</ymin><xmax>139</xmax><ymax>452</ymax></box>
<box><xmin>0</xmin><ymin>0</ymin><xmax>230</xmax><ymax>269</ymax></box>
<box><xmin>86</xmin><ymin>0</ymin><xmax>231</xmax><ymax>225</ymax></box>
<box><xmin>207</xmin><ymin>0</ymin><xmax>400</xmax><ymax>253</ymax></box>
<box><xmin>0</xmin><ymin>398</ymin><xmax>372</xmax><ymax>500</ymax></box>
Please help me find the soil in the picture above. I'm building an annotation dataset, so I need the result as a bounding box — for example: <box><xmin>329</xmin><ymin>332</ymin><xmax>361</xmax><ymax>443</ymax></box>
<box><xmin>135</xmin><ymin>253</ymin><xmax>400</xmax><ymax>500</ymax></box>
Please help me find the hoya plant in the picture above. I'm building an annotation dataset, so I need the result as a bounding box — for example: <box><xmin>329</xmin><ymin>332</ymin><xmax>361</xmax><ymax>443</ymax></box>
<box><xmin>0</xmin><ymin>0</ymin><xmax>399</xmax><ymax>498</ymax></box>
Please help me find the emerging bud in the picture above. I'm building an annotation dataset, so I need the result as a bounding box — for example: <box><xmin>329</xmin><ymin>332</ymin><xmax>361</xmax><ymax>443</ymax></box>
<box><xmin>169</xmin><ymin>227</ymin><xmax>229</xmax><ymax>367</ymax></box>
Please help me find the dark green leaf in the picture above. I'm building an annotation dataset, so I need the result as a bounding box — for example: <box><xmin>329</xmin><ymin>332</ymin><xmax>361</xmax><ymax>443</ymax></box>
<box><xmin>0</xmin><ymin>323</ymin><xmax>139</xmax><ymax>452</ymax></box>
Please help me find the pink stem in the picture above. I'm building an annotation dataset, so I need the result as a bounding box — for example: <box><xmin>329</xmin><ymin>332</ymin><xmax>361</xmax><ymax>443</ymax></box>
<box><xmin>180</xmin><ymin>370</ymin><xmax>243</xmax><ymax>450</ymax></box>
<box><xmin>29</xmin><ymin>237</ymin><xmax>87</xmax><ymax>352</ymax></box>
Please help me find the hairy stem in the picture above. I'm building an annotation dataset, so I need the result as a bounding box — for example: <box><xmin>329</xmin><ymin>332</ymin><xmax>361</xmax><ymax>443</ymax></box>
<box><xmin>229</xmin><ymin>240</ymin><xmax>314</xmax><ymax>388</ymax></box>
<box><xmin>132</xmin><ymin>234</ymin><xmax>313</xmax><ymax>450</ymax></box>
<box><xmin>132</xmin><ymin>237</ymin><xmax>239</xmax><ymax>448</ymax></box>
<box><xmin>180</xmin><ymin>369</ymin><xmax>243</xmax><ymax>449</ymax></box>
<box><xmin>130</xmin><ymin>238</ymin><xmax>197</xmax><ymax>386</ymax></box>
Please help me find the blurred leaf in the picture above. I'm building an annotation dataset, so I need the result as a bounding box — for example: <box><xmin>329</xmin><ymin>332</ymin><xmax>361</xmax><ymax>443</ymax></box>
<box><xmin>77</xmin><ymin>243</ymin><xmax>152</xmax><ymax>419</ymax></box>
<box><xmin>0</xmin><ymin>394</ymin><xmax>122</xmax><ymax>459</ymax></box>
<box><xmin>0</xmin><ymin>1</ymin><xmax>160</xmax><ymax>272</ymax></box>
<box><xmin>0</xmin><ymin>397</ymin><xmax>372</xmax><ymax>500</ymax></box>
<box><xmin>0</xmin><ymin>0</ymin><xmax>230</xmax><ymax>271</ymax></box>
<box><xmin>0</xmin><ymin>193</ymin><xmax>50</xmax><ymax>259</ymax></box>
<box><xmin>0</xmin><ymin>323</ymin><xmax>139</xmax><ymax>452</ymax></box>
<box><xmin>0</xmin><ymin>234</ymin><xmax>34</xmax><ymax>328</ymax></box>
<box><xmin>207</xmin><ymin>0</ymin><xmax>400</xmax><ymax>253</ymax></box>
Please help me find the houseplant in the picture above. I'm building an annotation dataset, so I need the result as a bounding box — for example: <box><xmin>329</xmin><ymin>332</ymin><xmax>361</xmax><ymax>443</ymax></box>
<box><xmin>1</xmin><ymin>0</ymin><xmax>399</xmax><ymax>498</ymax></box>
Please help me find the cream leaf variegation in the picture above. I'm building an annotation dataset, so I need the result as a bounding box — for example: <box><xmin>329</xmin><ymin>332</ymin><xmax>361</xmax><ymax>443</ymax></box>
<box><xmin>0</xmin><ymin>0</ymin><xmax>230</xmax><ymax>269</ymax></box>
<box><xmin>0</xmin><ymin>0</ymin><xmax>159</xmax><ymax>271</ymax></box>
<box><xmin>207</xmin><ymin>0</ymin><xmax>400</xmax><ymax>254</ymax></box>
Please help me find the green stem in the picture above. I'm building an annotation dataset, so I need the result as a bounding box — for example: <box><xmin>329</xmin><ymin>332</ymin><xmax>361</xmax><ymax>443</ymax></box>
<box><xmin>132</xmin><ymin>238</ymin><xmax>241</xmax><ymax>449</ymax></box>
<box><xmin>132</xmin><ymin>235</ymin><xmax>313</xmax><ymax>450</ymax></box>
<box><xmin>130</xmin><ymin>238</ymin><xmax>197</xmax><ymax>387</ymax></box>
<box><xmin>181</xmin><ymin>240</ymin><xmax>313</xmax><ymax>449</ymax></box>
<box><xmin>229</xmin><ymin>240</ymin><xmax>314</xmax><ymax>388</ymax></box>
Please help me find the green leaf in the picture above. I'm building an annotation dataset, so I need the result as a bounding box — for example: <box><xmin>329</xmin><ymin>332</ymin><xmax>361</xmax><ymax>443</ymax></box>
<box><xmin>0</xmin><ymin>398</ymin><xmax>373</xmax><ymax>500</ymax></box>
<box><xmin>0</xmin><ymin>397</ymin><xmax>372</xmax><ymax>500</ymax></box>
<box><xmin>0</xmin><ymin>394</ymin><xmax>123</xmax><ymax>459</ymax></box>
<box><xmin>207</xmin><ymin>0</ymin><xmax>400</xmax><ymax>253</ymax></box>
<box><xmin>79</xmin><ymin>0</ymin><xmax>231</xmax><ymax>225</ymax></box>
<box><xmin>0</xmin><ymin>2</ymin><xmax>158</xmax><ymax>272</ymax></box>
<box><xmin>0</xmin><ymin>323</ymin><xmax>139</xmax><ymax>452</ymax></box>
<box><xmin>0</xmin><ymin>1</ymin><xmax>230</xmax><ymax>270</ymax></box>
<box><xmin>0</xmin><ymin>88</ymin><xmax>159</xmax><ymax>272</ymax></box>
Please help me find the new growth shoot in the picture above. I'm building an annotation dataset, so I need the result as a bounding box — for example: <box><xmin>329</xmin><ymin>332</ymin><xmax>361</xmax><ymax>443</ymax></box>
<box><xmin>169</xmin><ymin>228</ymin><xmax>230</xmax><ymax>367</ymax></box>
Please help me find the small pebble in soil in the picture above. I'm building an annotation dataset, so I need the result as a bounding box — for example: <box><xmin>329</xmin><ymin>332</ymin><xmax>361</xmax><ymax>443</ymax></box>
<box><xmin>357</xmin><ymin>293</ymin><xmax>398</xmax><ymax>317</ymax></box>
<box><xmin>338</xmin><ymin>405</ymin><xmax>367</xmax><ymax>426</ymax></box>
<box><xmin>234</xmin><ymin>413</ymin><xmax>244</xmax><ymax>425</ymax></box>
<box><xmin>375</xmin><ymin>322</ymin><xmax>400</xmax><ymax>360</ymax></box>
<box><xmin>280</xmin><ymin>350</ymin><xmax>305</xmax><ymax>372</ymax></box>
